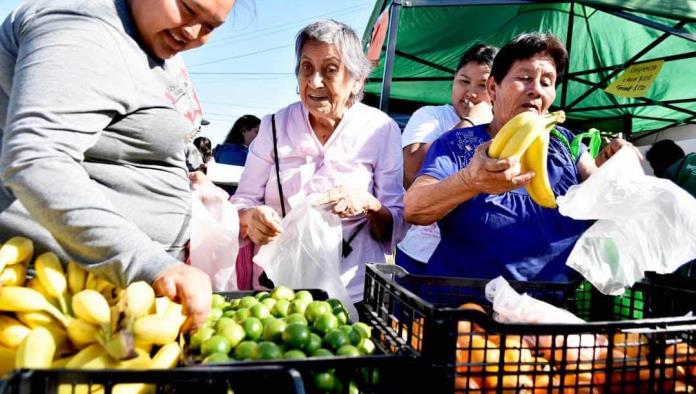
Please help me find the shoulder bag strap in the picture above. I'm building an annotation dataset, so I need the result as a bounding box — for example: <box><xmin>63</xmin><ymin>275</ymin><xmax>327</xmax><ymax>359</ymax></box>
<box><xmin>271</xmin><ymin>114</ymin><xmax>287</xmax><ymax>217</ymax></box>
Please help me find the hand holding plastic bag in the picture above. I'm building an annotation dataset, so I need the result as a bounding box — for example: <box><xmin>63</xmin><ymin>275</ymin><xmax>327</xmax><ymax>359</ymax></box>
<box><xmin>190</xmin><ymin>190</ymin><xmax>239</xmax><ymax>291</ymax></box>
<box><xmin>557</xmin><ymin>148</ymin><xmax>696</xmax><ymax>295</ymax></box>
<box><xmin>253</xmin><ymin>196</ymin><xmax>358</xmax><ymax>321</ymax></box>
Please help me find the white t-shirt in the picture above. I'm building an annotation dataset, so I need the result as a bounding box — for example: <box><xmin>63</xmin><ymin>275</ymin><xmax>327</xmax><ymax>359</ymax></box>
<box><xmin>399</xmin><ymin>105</ymin><xmax>460</xmax><ymax>263</ymax></box>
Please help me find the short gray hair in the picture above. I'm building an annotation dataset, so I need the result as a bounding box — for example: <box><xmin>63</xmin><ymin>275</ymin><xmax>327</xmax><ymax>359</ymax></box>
<box><xmin>294</xmin><ymin>19</ymin><xmax>372</xmax><ymax>101</ymax></box>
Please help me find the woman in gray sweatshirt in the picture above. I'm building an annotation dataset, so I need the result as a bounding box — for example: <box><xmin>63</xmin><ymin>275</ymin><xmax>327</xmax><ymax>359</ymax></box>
<box><xmin>0</xmin><ymin>0</ymin><xmax>234</xmax><ymax>329</ymax></box>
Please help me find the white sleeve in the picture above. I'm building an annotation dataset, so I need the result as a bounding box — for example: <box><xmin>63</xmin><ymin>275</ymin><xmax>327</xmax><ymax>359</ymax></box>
<box><xmin>400</xmin><ymin>106</ymin><xmax>444</xmax><ymax>148</ymax></box>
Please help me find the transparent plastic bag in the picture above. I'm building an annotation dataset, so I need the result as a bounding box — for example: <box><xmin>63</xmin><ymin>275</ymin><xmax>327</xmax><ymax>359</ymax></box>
<box><xmin>253</xmin><ymin>196</ymin><xmax>358</xmax><ymax>321</ymax></box>
<box><xmin>557</xmin><ymin>148</ymin><xmax>696</xmax><ymax>295</ymax></box>
<box><xmin>190</xmin><ymin>190</ymin><xmax>239</xmax><ymax>291</ymax></box>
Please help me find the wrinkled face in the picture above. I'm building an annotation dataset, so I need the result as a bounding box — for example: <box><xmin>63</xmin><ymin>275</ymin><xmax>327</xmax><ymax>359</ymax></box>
<box><xmin>129</xmin><ymin>0</ymin><xmax>234</xmax><ymax>60</ymax></box>
<box><xmin>451</xmin><ymin>62</ymin><xmax>491</xmax><ymax>118</ymax></box>
<box><xmin>298</xmin><ymin>40</ymin><xmax>361</xmax><ymax>123</ymax></box>
<box><xmin>487</xmin><ymin>53</ymin><xmax>558</xmax><ymax>125</ymax></box>
<box><xmin>242</xmin><ymin>125</ymin><xmax>259</xmax><ymax>146</ymax></box>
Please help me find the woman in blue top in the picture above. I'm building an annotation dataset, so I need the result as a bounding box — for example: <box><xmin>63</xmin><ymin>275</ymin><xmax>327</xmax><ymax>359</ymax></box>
<box><xmin>403</xmin><ymin>33</ymin><xmax>640</xmax><ymax>281</ymax></box>
<box><xmin>213</xmin><ymin>114</ymin><xmax>260</xmax><ymax>166</ymax></box>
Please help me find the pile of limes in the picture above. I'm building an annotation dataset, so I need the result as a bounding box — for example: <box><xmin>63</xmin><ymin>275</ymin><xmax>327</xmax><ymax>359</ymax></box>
<box><xmin>188</xmin><ymin>286</ymin><xmax>378</xmax><ymax>392</ymax></box>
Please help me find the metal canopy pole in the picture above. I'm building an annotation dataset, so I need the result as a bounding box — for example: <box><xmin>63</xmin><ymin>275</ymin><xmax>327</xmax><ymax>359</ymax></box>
<box><xmin>379</xmin><ymin>1</ymin><xmax>402</xmax><ymax>112</ymax></box>
<box><xmin>568</xmin><ymin>51</ymin><xmax>696</xmax><ymax>78</ymax></box>
<box><xmin>560</xmin><ymin>0</ymin><xmax>575</xmax><ymax>109</ymax></box>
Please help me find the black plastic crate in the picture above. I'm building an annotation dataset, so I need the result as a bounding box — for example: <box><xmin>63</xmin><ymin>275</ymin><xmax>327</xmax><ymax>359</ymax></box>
<box><xmin>363</xmin><ymin>263</ymin><xmax>696</xmax><ymax>393</ymax></box>
<box><xmin>3</xmin><ymin>365</ymin><xmax>306</xmax><ymax>394</ymax></box>
<box><xmin>184</xmin><ymin>289</ymin><xmax>418</xmax><ymax>394</ymax></box>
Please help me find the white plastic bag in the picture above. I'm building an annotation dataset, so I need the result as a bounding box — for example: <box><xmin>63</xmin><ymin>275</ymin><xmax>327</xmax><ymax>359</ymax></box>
<box><xmin>253</xmin><ymin>196</ymin><xmax>358</xmax><ymax>321</ymax></box>
<box><xmin>557</xmin><ymin>148</ymin><xmax>696</xmax><ymax>295</ymax></box>
<box><xmin>190</xmin><ymin>190</ymin><xmax>239</xmax><ymax>291</ymax></box>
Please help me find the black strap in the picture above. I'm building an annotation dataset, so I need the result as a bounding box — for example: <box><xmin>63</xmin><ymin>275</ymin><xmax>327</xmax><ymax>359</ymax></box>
<box><xmin>271</xmin><ymin>114</ymin><xmax>287</xmax><ymax>217</ymax></box>
<box><xmin>342</xmin><ymin>221</ymin><xmax>367</xmax><ymax>258</ymax></box>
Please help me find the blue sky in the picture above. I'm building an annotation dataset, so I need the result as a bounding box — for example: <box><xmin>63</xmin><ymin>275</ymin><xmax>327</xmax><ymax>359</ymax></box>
<box><xmin>0</xmin><ymin>0</ymin><xmax>375</xmax><ymax>144</ymax></box>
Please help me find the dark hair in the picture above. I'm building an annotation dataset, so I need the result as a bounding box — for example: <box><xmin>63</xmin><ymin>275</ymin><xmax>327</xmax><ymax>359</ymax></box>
<box><xmin>491</xmin><ymin>33</ymin><xmax>568</xmax><ymax>85</ymax></box>
<box><xmin>645</xmin><ymin>139</ymin><xmax>685</xmax><ymax>178</ymax></box>
<box><xmin>224</xmin><ymin>114</ymin><xmax>261</xmax><ymax>145</ymax></box>
<box><xmin>455</xmin><ymin>43</ymin><xmax>498</xmax><ymax>72</ymax></box>
<box><xmin>193</xmin><ymin>136</ymin><xmax>213</xmax><ymax>164</ymax></box>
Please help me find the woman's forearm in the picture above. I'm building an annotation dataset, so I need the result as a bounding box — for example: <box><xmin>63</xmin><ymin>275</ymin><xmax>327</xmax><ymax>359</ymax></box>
<box><xmin>404</xmin><ymin>172</ymin><xmax>479</xmax><ymax>225</ymax></box>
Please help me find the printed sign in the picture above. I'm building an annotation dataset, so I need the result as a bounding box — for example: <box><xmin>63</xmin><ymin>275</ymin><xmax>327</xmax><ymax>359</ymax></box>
<box><xmin>604</xmin><ymin>60</ymin><xmax>664</xmax><ymax>98</ymax></box>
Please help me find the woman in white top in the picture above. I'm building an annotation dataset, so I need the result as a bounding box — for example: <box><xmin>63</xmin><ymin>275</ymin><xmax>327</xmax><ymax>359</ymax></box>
<box><xmin>397</xmin><ymin>44</ymin><xmax>498</xmax><ymax>271</ymax></box>
<box><xmin>231</xmin><ymin>20</ymin><xmax>406</xmax><ymax>302</ymax></box>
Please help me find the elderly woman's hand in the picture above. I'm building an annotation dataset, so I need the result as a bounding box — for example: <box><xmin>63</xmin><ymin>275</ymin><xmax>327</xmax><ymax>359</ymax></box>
<box><xmin>595</xmin><ymin>138</ymin><xmax>643</xmax><ymax>167</ymax></box>
<box><xmin>461</xmin><ymin>141</ymin><xmax>535</xmax><ymax>195</ymax></box>
<box><xmin>246</xmin><ymin>205</ymin><xmax>284</xmax><ymax>245</ymax></box>
<box><xmin>315</xmin><ymin>186</ymin><xmax>380</xmax><ymax>218</ymax></box>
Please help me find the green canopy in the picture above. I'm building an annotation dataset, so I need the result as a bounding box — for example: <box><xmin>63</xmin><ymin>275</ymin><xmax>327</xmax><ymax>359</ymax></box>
<box><xmin>362</xmin><ymin>0</ymin><xmax>696</xmax><ymax>140</ymax></box>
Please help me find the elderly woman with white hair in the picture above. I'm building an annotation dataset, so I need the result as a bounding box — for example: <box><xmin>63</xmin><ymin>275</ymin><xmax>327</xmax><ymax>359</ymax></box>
<box><xmin>231</xmin><ymin>20</ymin><xmax>406</xmax><ymax>302</ymax></box>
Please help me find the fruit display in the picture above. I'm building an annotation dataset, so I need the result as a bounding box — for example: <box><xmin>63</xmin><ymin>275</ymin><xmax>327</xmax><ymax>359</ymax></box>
<box><xmin>189</xmin><ymin>286</ymin><xmax>379</xmax><ymax>393</ymax></box>
<box><xmin>0</xmin><ymin>236</ymin><xmax>186</xmax><ymax>392</ymax></box>
<box><xmin>488</xmin><ymin>110</ymin><xmax>566</xmax><ymax>208</ymax></box>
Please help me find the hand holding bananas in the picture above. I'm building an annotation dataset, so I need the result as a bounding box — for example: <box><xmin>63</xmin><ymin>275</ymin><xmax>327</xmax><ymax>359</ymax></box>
<box><xmin>152</xmin><ymin>262</ymin><xmax>212</xmax><ymax>332</ymax></box>
<box><xmin>460</xmin><ymin>140</ymin><xmax>536</xmax><ymax>195</ymax></box>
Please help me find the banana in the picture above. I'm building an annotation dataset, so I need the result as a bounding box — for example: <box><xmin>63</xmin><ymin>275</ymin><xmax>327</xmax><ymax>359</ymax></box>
<box><xmin>0</xmin><ymin>314</ymin><xmax>31</xmax><ymax>349</ymax></box>
<box><xmin>51</xmin><ymin>355</ymin><xmax>73</xmax><ymax>368</ymax></box>
<box><xmin>0</xmin><ymin>287</ymin><xmax>69</xmax><ymax>327</ymax></box>
<box><xmin>85</xmin><ymin>272</ymin><xmax>100</xmax><ymax>291</ymax></box>
<box><xmin>64</xmin><ymin>343</ymin><xmax>104</xmax><ymax>368</ymax></box>
<box><xmin>67</xmin><ymin>261</ymin><xmax>88</xmax><ymax>295</ymax></box>
<box><xmin>0</xmin><ymin>264</ymin><xmax>27</xmax><ymax>286</ymax></box>
<box><xmin>0</xmin><ymin>236</ymin><xmax>33</xmax><ymax>272</ymax></box>
<box><xmin>124</xmin><ymin>282</ymin><xmax>155</xmax><ymax>319</ymax></box>
<box><xmin>132</xmin><ymin>315</ymin><xmax>180</xmax><ymax>346</ymax></box>
<box><xmin>67</xmin><ymin>318</ymin><xmax>99</xmax><ymax>348</ymax></box>
<box><xmin>35</xmin><ymin>252</ymin><xmax>70</xmax><ymax>315</ymax></box>
<box><xmin>116</xmin><ymin>348</ymin><xmax>151</xmax><ymax>369</ymax></box>
<box><xmin>15</xmin><ymin>311</ymin><xmax>57</xmax><ymax>328</ymax></box>
<box><xmin>525</xmin><ymin>132</ymin><xmax>557</xmax><ymax>208</ymax></box>
<box><xmin>154</xmin><ymin>297</ymin><xmax>170</xmax><ymax>315</ymax></box>
<box><xmin>26</xmin><ymin>278</ymin><xmax>60</xmax><ymax>308</ymax></box>
<box><xmin>497</xmin><ymin>111</ymin><xmax>565</xmax><ymax>159</ymax></box>
<box><xmin>15</xmin><ymin>326</ymin><xmax>56</xmax><ymax>369</ymax></box>
<box><xmin>0</xmin><ymin>346</ymin><xmax>16</xmax><ymax>376</ymax></box>
<box><xmin>150</xmin><ymin>342</ymin><xmax>180</xmax><ymax>368</ymax></box>
<box><xmin>488</xmin><ymin>112</ymin><xmax>540</xmax><ymax>158</ymax></box>
<box><xmin>72</xmin><ymin>290</ymin><xmax>111</xmax><ymax>327</ymax></box>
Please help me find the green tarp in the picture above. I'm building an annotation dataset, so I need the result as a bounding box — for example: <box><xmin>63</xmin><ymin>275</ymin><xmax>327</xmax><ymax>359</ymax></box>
<box><xmin>362</xmin><ymin>0</ymin><xmax>696</xmax><ymax>138</ymax></box>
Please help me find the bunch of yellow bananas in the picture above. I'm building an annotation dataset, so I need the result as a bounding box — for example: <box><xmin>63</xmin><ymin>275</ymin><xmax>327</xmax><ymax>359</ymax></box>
<box><xmin>0</xmin><ymin>236</ymin><xmax>185</xmax><ymax>392</ymax></box>
<box><xmin>488</xmin><ymin>111</ymin><xmax>566</xmax><ymax>208</ymax></box>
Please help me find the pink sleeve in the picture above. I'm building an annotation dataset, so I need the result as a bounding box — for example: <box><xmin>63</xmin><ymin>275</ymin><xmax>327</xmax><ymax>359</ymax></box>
<box><xmin>373</xmin><ymin>120</ymin><xmax>408</xmax><ymax>253</ymax></box>
<box><xmin>229</xmin><ymin>115</ymin><xmax>273</xmax><ymax>210</ymax></box>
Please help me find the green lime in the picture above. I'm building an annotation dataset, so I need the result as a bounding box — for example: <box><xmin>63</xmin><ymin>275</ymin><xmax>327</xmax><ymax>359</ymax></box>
<box><xmin>323</xmin><ymin>330</ymin><xmax>349</xmax><ymax>351</ymax></box>
<box><xmin>211</xmin><ymin>294</ymin><xmax>227</xmax><ymax>309</ymax></box>
<box><xmin>311</xmin><ymin>348</ymin><xmax>334</xmax><ymax>357</ymax></box>
<box><xmin>256</xmin><ymin>341</ymin><xmax>282</xmax><ymax>360</ymax></box>
<box><xmin>352</xmin><ymin>322</ymin><xmax>372</xmax><ymax>339</ymax></box>
<box><xmin>326</xmin><ymin>298</ymin><xmax>343</xmax><ymax>310</ymax></box>
<box><xmin>234</xmin><ymin>340</ymin><xmax>258</xmax><ymax>360</ymax></box>
<box><xmin>242</xmin><ymin>317</ymin><xmax>263</xmax><ymax>341</ymax></box>
<box><xmin>288</xmin><ymin>299</ymin><xmax>310</xmax><ymax>316</ymax></box>
<box><xmin>360</xmin><ymin>368</ymin><xmax>380</xmax><ymax>385</ymax></box>
<box><xmin>336</xmin><ymin>345</ymin><xmax>360</xmax><ymax>357</ymax></box>
<box><xmin>282</xmin><ymin>323</ymin><xmax>310</xmax><ymax>349</ymax></box>
<box><xmin>222</xmin><ymin>309</ymin><xmax>236</xmax><ymax>318</ymax></box>
<box><xmin>261</xmin><ymin>297</ymin><xmax>277</xmax><ymax>310</ymax></box>
<box><xmin>190</xmin><ymin>326</ymin><xmax>215</xmax><ymax>350</ymax></box>
<box><xmin>260</xmin><ymin>316</ymin><xmax>276</xmax><ymax>327</ymax></box>
<box><xmin>230</xmin><ymin>299</ymin><xmax>240</xmax><ymax>309</ymax></box>
<box><xmin>303</xmin><ymin>332</ymin><xmax>322</xmax><ymax>355</ymax></box>
<box><xmin>314</xmin><ymin>371</ymin><xmax>335</xmax><ymax>392</ymax></box>
<box><xmin>208</xmin><ymin>307</ymin><xmax>223</xmax><ymax>323</ymax></box>
<box><xmin>285</xmin><ymin>313</ymin><xmax>308</xmax><ymax>326</ymax></box>
<box><xmin>271</xmin><ymin>299</ymin><xmax>290</xmax><ymax>318</ymax></box>
<box><xmin>271</xmin><ymin>286</ymin><xmax>295</xmax><ymax>301</ymax></box>
<box><xmin>294</xmin><ymin>290</ymin><xmax>313</xmax><ymax>302</ymax></box>
<box><xmin>313</xmin><ymin>313</ymin><xmax>339</xmax><ymax>335</ymax></box>
<box><xmin>305</xmin><ymin>301</ymin><xmax>331</xmax><ymax>323</ymax></box>
<box><xmin>347</xmin><ymin>327</ymin><xmax>362</xmax><ymax>346</ymax></box>
<box><xmin>234</xmin><ymin>308</ymin><xmax>250</xmax><ymax>323</ymax></box>
<box><xmin>201</xmin><ymin>335</ymin><xmax>232</xmax><ymax>356</ymax></box>
<box><xmin>358</xmin><ymin>338</ymin><xmax>376</xmax><ymax>355</ymax></box>
<box><xmin>250</xmin><ymin>303</ymin><xmax>271</xmax><ymax>320</ymax></box>
<box><xmin>215</xmin><ymin>317</ymin><xmax>236</xmax><ymax>333</ymax></box>
<box><xmin>339</xmin><ymin>325</ymin><xmax>353</xmax><ymax>336</ymax></box>
<box><xmin>283</xmin><ymin>349</ymin><xmax>307</xmax><ymax>359</ymax></box>
<box><xmin>202</xmin><ymin>352</ymin><xmax>231</xmax><ymax>364</ymax></box>
<box><xmin>219</xmin><ymin>321</ymin><xmax>245</xmax><ymax>349</ymax></box>
<box><xmin>262</xmin><ymin>318</ymin><xmax>287</xmax><ymax>342</ymax></box>
<box><xmin>238</xmin><ymin>296</ymin><xmax>258</xmax><ymax>309</ymax></box>
<box><xmin>254</xmin><ymin>291</ymin><xmax>270</xmax><ymax>301</ymax></box>
<box><xmin>348</xmin><ymin>380</ymin><xmax>359</xmax><ymax>394</ymax></box>
<box><xmin>334</xmin><ymin>308</ymin><xmax>348</xmax><ymax>325</ymax></box>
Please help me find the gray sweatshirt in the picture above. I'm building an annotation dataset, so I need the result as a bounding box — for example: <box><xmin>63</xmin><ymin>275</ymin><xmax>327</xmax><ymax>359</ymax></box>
<box><xmin>0</xmin><ymin>0</ymin><xmax>202</xmax><ymax>285</ymax></box>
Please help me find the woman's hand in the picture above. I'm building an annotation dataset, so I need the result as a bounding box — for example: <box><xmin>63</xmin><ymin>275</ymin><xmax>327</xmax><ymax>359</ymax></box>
<box><xmin>595</xmin><ymin>138</ymin><xmax>643</xmax><ymax>167</ymax></box>
<box><xmin>246</xmin><ymin>205</ymin><xmax>284</xmax><ymax>245</ymax></box>
<box><xmin>461</xmin><ymin>141</ymin><xmax>535</xmax><ymax>195</ymax></box>
<box><xmin>314</xmin><ymin>186</ymin><xmax>380</xmax><ymax>218</ymax></box>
